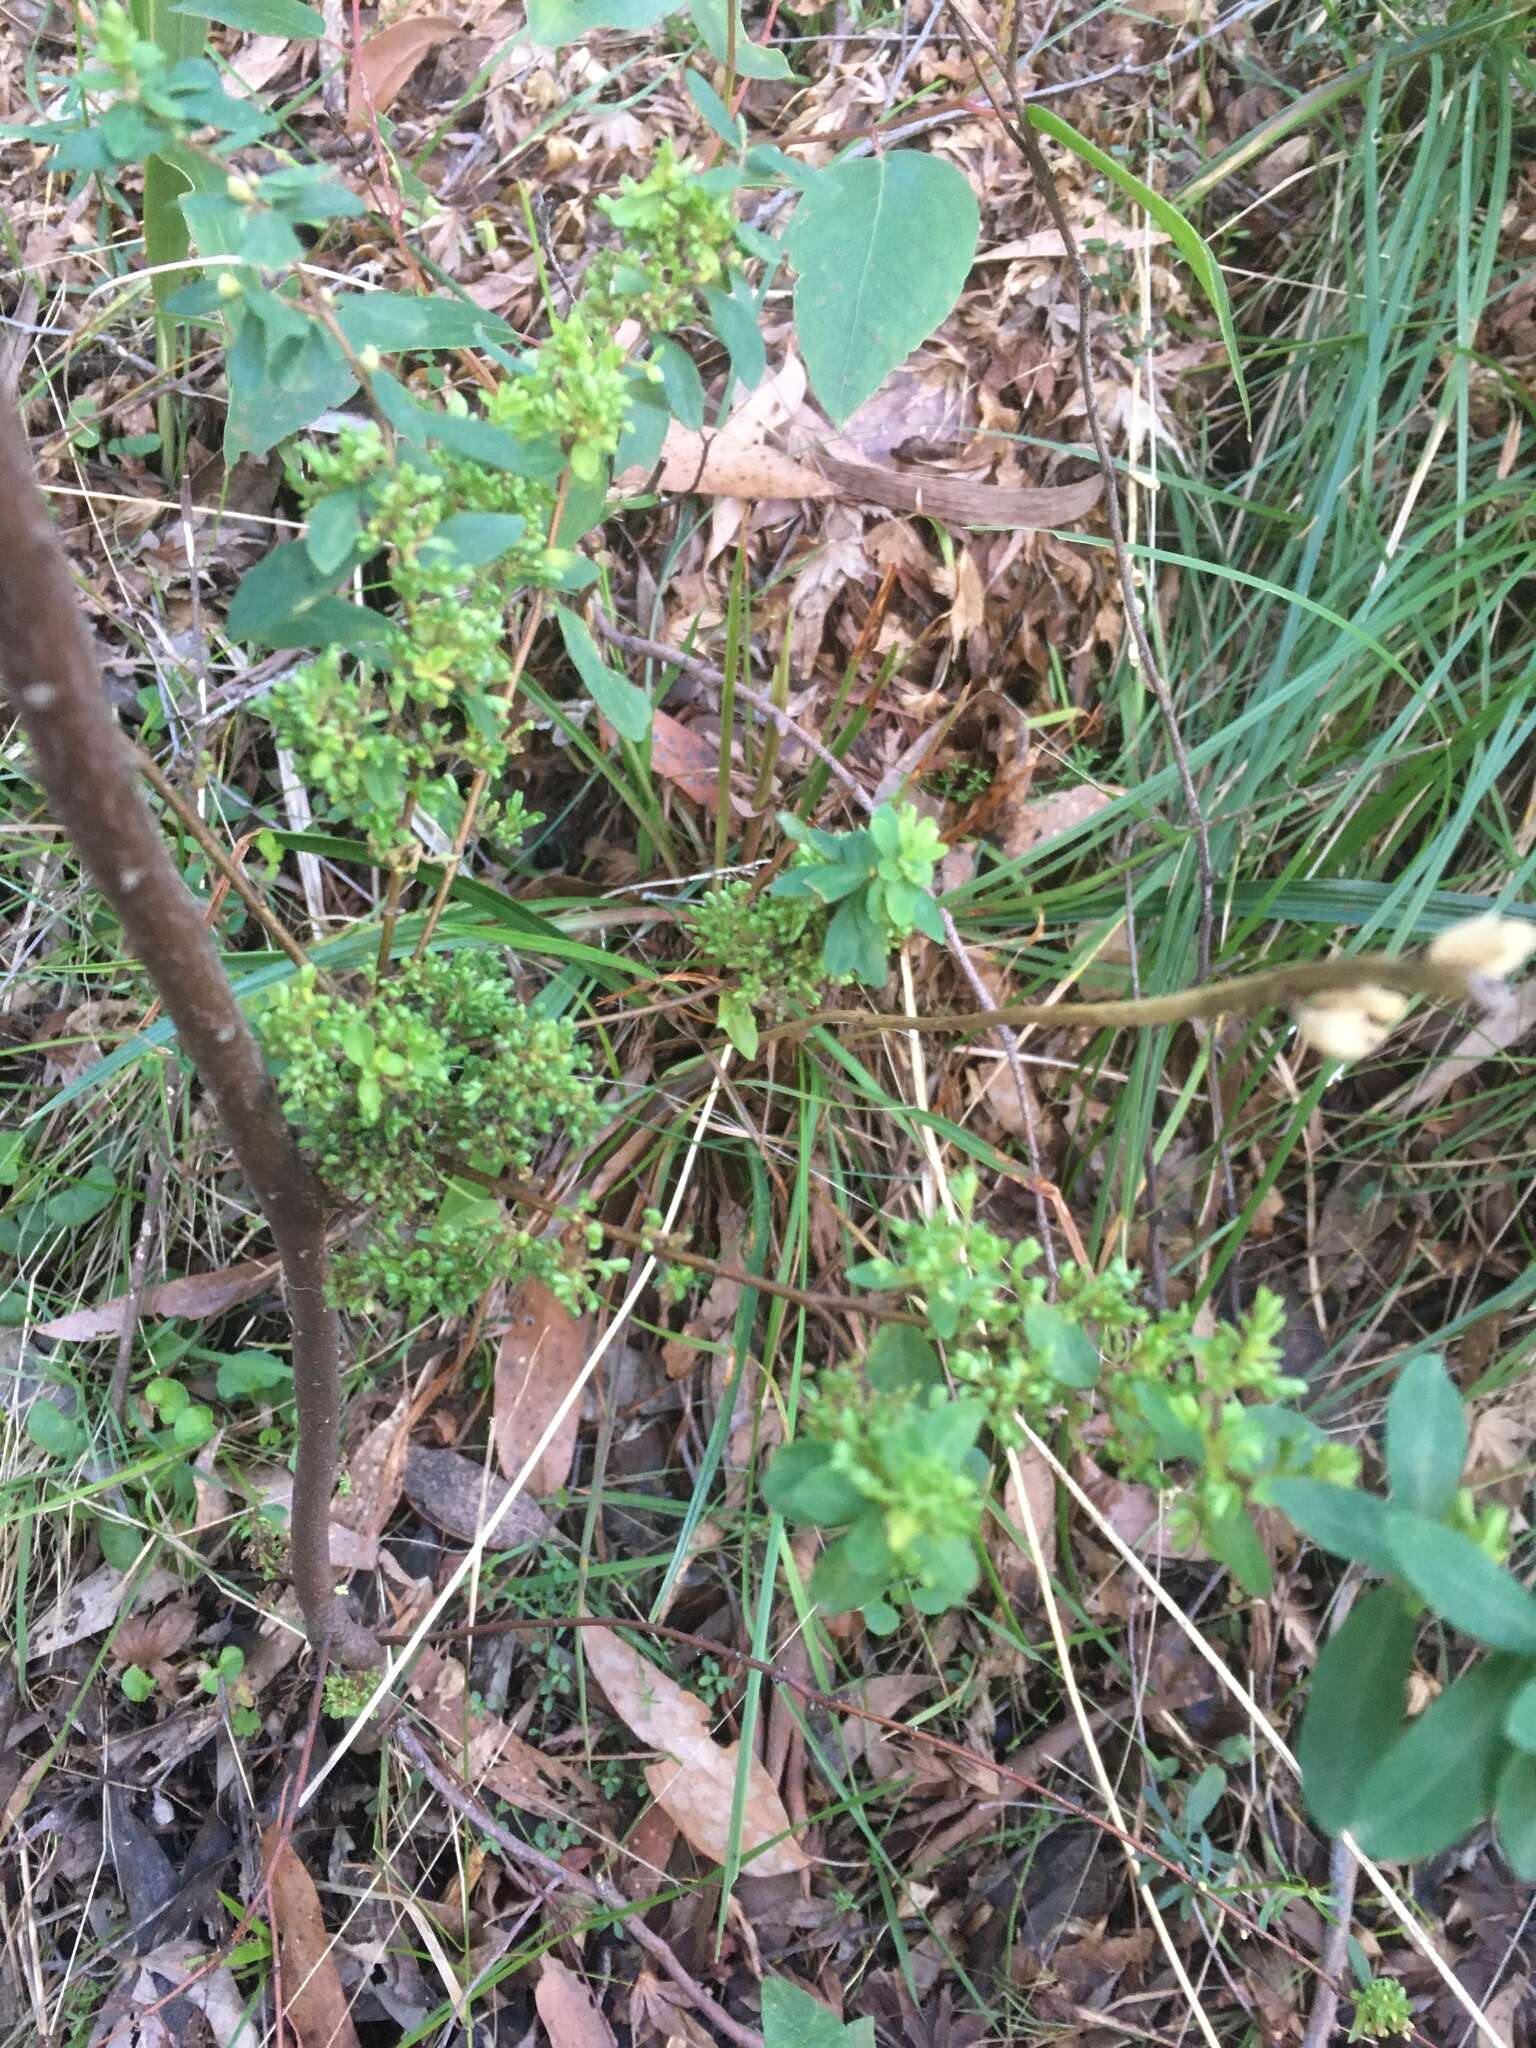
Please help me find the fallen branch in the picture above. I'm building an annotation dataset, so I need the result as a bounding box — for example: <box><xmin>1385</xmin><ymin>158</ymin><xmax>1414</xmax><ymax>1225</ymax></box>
<box><xmin>0</xmin><ymin>400</ymin><xmax>376</xmax><ymax>1670</ymax></box>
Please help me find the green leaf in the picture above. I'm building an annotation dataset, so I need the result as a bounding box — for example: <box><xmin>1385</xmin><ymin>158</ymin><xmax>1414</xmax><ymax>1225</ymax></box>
<box><xmin>1385</xmin><ymin>1512</ymin><xmax>1536</xmax><ymax>1655</ymax></box>
<box><xmin>173</xmin><ymin>1402</ymin><xmax>216</xmax><ymax>1448</ymax></box>
<box><xmin>718</xmin><ymin>988</ymin><xmax>759</xmax><ymax>1060</ymax></box>
<box><xmin>228</xmin><ymin>539</ymin><xmax>344</xmax><ymax>636</ymax></box>
<box><xmin>1385</xmin><ymin>1352</ymin><xmax>1465</xmax><ymax>1519</ymax></box>
<box><xmin>865</xmin><ymin>1323</ymin><xmax>942</xmax><ymax>1394</ymax></box>
<box><xmin>786</xmin><ymin>151</ymin><xmax>980</xmax><ymax>424</ymax></box>
<box><xmin>810</xmin><ymin>1524</ymin><xmax>892</xmax><ymax>1613</ymax></box>
<box><xmin>761</xmin><ymin>1977</ymin><xmax>875</xmax><ymax>2048</ymax></box>
<box><xmin>428</xmin><ymin>511</ymin><xmax>529</xmax><ymax>568</ymax></box>
<box><xmin>1262</xmin><ymin>1479</ymin><xmax>1395</xmax><ymax>1573</ymax></box>
<box><xmin>685</xmin><ymin>67</ymin><xmax>745</xmax><ymax>149</ymax></box>
<box><xmin>1023</xmin><ymin>1302</ymin><xmax>1099</xmax><ymax>1388</ymax></box>
<box><xmin>26</xmin><ymin>1399</ymin><xmax>82</xmax><ymax>1459</ymax></box>
<box><xmin>822</xmin><ymin>895</ymin><xmax>889</xmax><ymax>986</ymax></box>
<box><xmin>1184</xmin><ymin>1764</ymin><xmax>1226</xmax><ymax>1834</ymax></box>
<box><xmin>652</xmin><ymin>337</ymin><xmax>705</xmax><ymax>430</ymax></box>
<box><xmin>762</xmin><ymin>1441</ymin><xmax>864</xmax><ymax>1526</ymax></box>
<box><xmin>1296</xmin><ymin>1586</ymin><xmax>1417</xmax><ymax>1835</ymax></box>
<box><xmin>99</xmin><ymin>1517</ymin><xmax>144</xmax><ymax>1574</ymax></box>
<box><xmin>121</xmin><ymin>1665</ymin><xmax>157</xmax><ymax>1703</ymax></box>
<box><xmin>174</xmin><ymin>0</ymin><xmax>322</xmax><ymax>32</ymax></box>
<box><xmin>1025</xmin><ymin>103</ymin><xmax>1250</xmax><ymax>431</ymax></box>
<box><xmin>1204</xmin><ymin>1503</ymin><xmax>1272</xmax><ymax>1598</ymax></box>
<box><xmin>687</xmin><ymin>0</ymin><xmax>791</xmax><ymax>78</ymax></box>
<box><xmin>0</xmin><ymin>1130</ymin><xmax>26</xmax><ymax>1184</ymax></box>
<box><xmin>224</xmin><ymin>312</ymin><xmax>356</xmax><ymax>459</ymax></box>
<box><xmin>554</xmin><ymin>605</ymin><xmax>652</xmax><ymax>743</ymax></box>
<box><xmin>370</xmin><ymin>371</ymin><xmax>563</xmax><ymax>475</ymax></box>
<box><xmin>305</xmin><ymin>489</ymin><xmax>363</xmax><ymax>576</ymax></box>
<box><xmin>332</xmin><ymin>291</ymin><xmax>514</xmax><ymax>353</ymax></box>
<box><xmin>525</xmin><ymin>0</ymin><xmax>669</xmax><ymax>42</ymax></box>
<box><xmin>213</xmin><ymin>1350</ymin><xmax>292</xmax><ymax>1401</ymax></box>
<box><xmin>1351</xmin><ymin>1655</ymin><xmax>1523</xmax><ymax>1862</ymax></box>
<box><xmin>1505</xmin><ymin>1675</ymin><xmax>1536</xmax><ymax>1754</ymax></box>
<box><xmin>703</xmin><ymin>269</ymin><xmax>766</xmax><ymax>395</ymax></box>
<box><xmin>1494</xmin><ymin>1750</ymin><xmax>1536</xmax><ymax>1880</ymax></box>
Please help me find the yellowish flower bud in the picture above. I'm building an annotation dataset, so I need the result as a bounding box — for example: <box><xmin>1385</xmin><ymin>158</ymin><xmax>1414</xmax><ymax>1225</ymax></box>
<box><xmin>1293</xmin><ymin>999</ymin><xmax>1392</xmax><ymax>1063</ymax></box>
<box><xmin>226</xmin><ymin>174</ymin><xmax>257</xmax><ymax>204</ymax></box>
<box><xmin>1426</xmin><ymin>912</ymin><xmax>1536</xmax><ymax>980</ymax></box>
<box><xmin>216</xmin><ymin>270</ymin><xmax>244</xmax><ymax>300</ymax></box>
<box><xmin>358</xmin><ymin>345</ymin><xmax>383</xmax><ymax>374</ymax></box>
<box><xmin>1354</xmin><ymin>982</ymin><xmax>1410</xmax><ymax>1026</ymax></box>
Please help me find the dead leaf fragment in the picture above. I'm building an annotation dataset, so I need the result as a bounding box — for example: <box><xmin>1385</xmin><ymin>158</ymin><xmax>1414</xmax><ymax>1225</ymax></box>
<box><xmin>36</xmin><ymin>1258</ymin><xmax>277</xmax><ymax>1340</ymax></box>
<box><xmin>262</xmin><ymin>1829</ymin><xmax>360</xmax><ymax>2048</ymax></box>
<box><xmin>655</xmin><ymin>421</ymin><xmax>832</xmax><ymax>501</ymax></box>
<box><xmin>348</xmin><ymin>15</ymin><xmax>457</xmax><ymax>124</ymax></box>
<box><xmin>494</xmin><ymin>1280</ymin><xmax>587</xmax><ymax>1493</ymax></box>
<box><xmin>403</xmin><ymin>1443</ymin><xmax>554</xmax><ymax>1548</ymax></box>
<box><xmin>535</xmin><ymin>1956</ymin><xmax>618</xmax><ymax>2048</ymax></box>
<box><xmin>411</xmin><ymin>1648</ymin><xmax>585</xmax><ymax>1817</ymax></box>
<box><xmin>583</xmin><ymin>1625</ymin><xmax>807</xmax><ymax>1876</ymax></box>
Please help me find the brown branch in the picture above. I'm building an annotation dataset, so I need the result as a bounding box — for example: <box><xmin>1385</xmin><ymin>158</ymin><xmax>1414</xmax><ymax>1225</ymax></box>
<box><xmin>0</xmin><ymin>401</ymin><xmax>376</xmax><ymax>1670</ymax></box>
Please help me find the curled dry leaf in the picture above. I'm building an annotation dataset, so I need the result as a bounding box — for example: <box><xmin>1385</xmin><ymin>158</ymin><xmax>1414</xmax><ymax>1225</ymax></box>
<box><xmin>111</xmin><ymin>1599</ymin><xmax>198</xmax><ymax>1687</ymax></box>
<box><xmin>347</xmin><ymin>14</ymin><xmax>457</xmax><ymax>124</ymax></box>
<box><xmin>30</xmin><ymin>1562</ymin><xmax>180</xmax><ymax>1656</ymax></box>
<box><xmin>335</xmin><ymin>1398</ymin><xmax>412</xmax><ymax>1543</ymax></box>
<box><xmin>583</xmin><ymin>1624</ymin><xmax>807</xmax><ymax>1876</ymax></box>
<box><xmin>36</xmin><ymin>1257</ymin><xmax>277</xmax><ymax>1340</ymax></box>
<box><xmin>535</xmin><ymin>1955</ymin><xmax>618</xmax><ymax>2048</ymax></box>
<box><xmin>656</xmin><ymin>420</ymin><xmax>832</xmax><ymax>501</ymax></box>
<box><xmin>261</xmin><ymin>1828</ymin><xmax>361</xmax><ymax>2048</ymax></box>
<box><xmin>494</xmin><ymin>1279</ymin><xmax>587</xmax><ymax>1493</ymax></box>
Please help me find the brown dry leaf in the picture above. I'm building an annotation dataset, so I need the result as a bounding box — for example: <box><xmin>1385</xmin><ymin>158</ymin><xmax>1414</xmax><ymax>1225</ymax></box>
<box><xmin>403</xmin><ymin>1443</ymin><xmax>554</xmax><ymax>1549</ymax></box>
<box><xmin>999</xmin><ymin>1446</ymin><xmax>1056</xmax><ymax>1601</ymax></box>
<box><xmin>535</xmin><ymin>1956</ymin><xmax>617</xmax><ymax>2048</ymax></box>
<box><xmin>997</xmin><ymin>782</ymin><xmax>1115</xmax><ymax>863</ymax></box>
<box><xmin>656</xmin><ymin>421</ymin><xmax>832</xmax><ymax>501</ymax></box>
<box><xmin>36</xmin><ymin>1258</ymin><xmax>276</xmax><ymax>1340</ymax></box>
<box><xmin>412</xmin><ymin>1649</ymin><xmax>587</xmax><ymax>1817</ymax></box>
<box><xmin>335</xmin><ymin>1399</ymin><xmax>411</xmax><ymax>1543</ymax></box>
<box><xmin>261</xmin><ymin>1829</ymin><xmax>360</xmax><ymax>2048</ymax></box>
<box><xmin>583</xmin><ymin>1625</ymin><xmax>807</xmax><ymax>1875</ymax></box>
<box><xmin>227</xmin><ymin>31</ymin><xmax>303</xmax><ymax>93</ymax></box>
<box><xmin>810</xmin><ymin>452</ymin><xmax>1102</xmax><ymax>529</ymax></box>
<box><xmin>347</xmin><ymin>15</ymin><xmax>457</xmax><ymax>123</ymax></box>
<box><xmin>111</xmin><ymin>1599</ymin><xmax>197</xmax><ymax>1687</ymax></box>
<box><xmin>649</xmin><ymin>707</ymin><xmax>735</xmax><ymax>811</ymax></box>
<box><xmin>494</xmin><ymin>1280</ymin><xmax>587</xmax><ymax>1493</ymax></box>
<box><xmin>31</xmin><ymin>1562</ymin><xmax>180</xmax><ymax>1656</ymax></box>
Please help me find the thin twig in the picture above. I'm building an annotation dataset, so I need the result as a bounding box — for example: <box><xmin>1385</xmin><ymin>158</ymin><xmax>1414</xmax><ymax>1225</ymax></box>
<box><xmin>394</xmin><ymin>1719</ymin><xmax>766</xmax><ymax>2048</ymax></box>
<box><xmin>107</xmin><ymin>1139</ymin><xmax>174</xmax><ymax>1422</ymax></box>
<box><xmin>1303</xmin><ymin>1834</ymin><xmax>1361</xmax><ymax>2048</ymax></box>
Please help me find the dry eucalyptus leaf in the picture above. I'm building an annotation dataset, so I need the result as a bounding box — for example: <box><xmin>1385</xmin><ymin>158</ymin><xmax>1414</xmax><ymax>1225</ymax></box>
<box><xmin>494</xmin><ymin>1280</ymin><xmax>587</xmax><ymax>1493</ymax></box>
<box><xmin>655</xmin><ymin>422</ymin><xmax>832</xmax><ymax>501</ymax></box>
<box><xmin>31</xmin><ymin>1563</ymin><xmax>180</xmax><ymax>1656</ymax></box>
<box><xmin>347</xmin><ymin>14</ymin><xmax>457</xmax><ymax>123</ymax></box>
<box><xmin>403</xmin><ymin>1443</ymin><xmax>554</xmax><ymax>1549</ymax></box>
<box><xmin>534</xmin><ymin>1955</ymin><xmax>618</xmax><ymax>2048</ymax></box>
<box><xmin>261</xmin><ymin>1830</ymin><xmax>360</xmax><ymax>2048</ymax></box>
<box><xmin>36</xmin><ymin>1258</ymin><xmax>277</xmax><ymax>1340</ymax></box>
<box><xmin>411</xmin><ymin>1649</ymin><xmax>585</xmax><ymax>1818</ymax></box>
<box><xmin>583</xmin><ymin>1625</ymin><xmax>807</xmax><ymax>1876</ymax></box>
<box><xmin>336</xmin><ymin>1399</ymin><xmax>411</xmax><ymax>1541</ymax></box>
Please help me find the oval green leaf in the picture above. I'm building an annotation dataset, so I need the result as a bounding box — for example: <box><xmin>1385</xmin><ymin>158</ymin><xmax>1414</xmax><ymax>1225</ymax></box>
<box><xmin>1384</xmin><ymin>1352</ymin><xmax>1465</xmax><ymax>1519</ymax></box>
<box><xmin>554</xmin><ymin>605</ymin><xmax>653</xmax><ymax>743</ymax></box>
<box><xmin>1262</xmin><ymin>1478</ymin><xmax>1394</xmax><ymax>1573</ymax></box>
<box><xmin>1296</xmin><ymin>1585</ymin><xmax>1417</xmax><ymax>1836</ymax></box>
<box><xmin>1351</xmin><ymin>1655</ymin><xmax>1522</xmax><ymax>1863</ymax></box>
<box><xmin>1494</xmin><ymin>1750</ymin><xmax>1536</xmax><ymax>1880</ymax></box>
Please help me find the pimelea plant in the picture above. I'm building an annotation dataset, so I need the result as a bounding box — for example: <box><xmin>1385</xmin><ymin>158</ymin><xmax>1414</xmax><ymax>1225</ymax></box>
<box><xmin>257</xmin><ymin>952</ymin><xmax>615</xmax><ymax>1318</ymax></box>
<box><xmin>770</xmin><ymin>801</ymin><xmax>949</xmax><ymax>986</ymax></box>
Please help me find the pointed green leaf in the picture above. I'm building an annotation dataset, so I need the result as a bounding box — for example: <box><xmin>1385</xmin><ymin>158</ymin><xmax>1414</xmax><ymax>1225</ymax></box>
<box><xmin>718</xmin><ymin>988</ymin><xmax>759</xmax><ymax>1060</ymax></box>
<box><xmin>1262</xmin><ymin>1478</ymin><xmax>1394</xmax><ymax>1573</ymax></box>
<box><xmin>761</xmin><ymin>1977</ymin><xmax>875</xmax><ymax>2048</ymax></box>
<box><xmin>1505</xmin><ymin>1675</ymin><xmax>1536</xmax><ymax>1754</ymax></box>
<box><xmin>1494</xmin><ymin>1750</ymin><xmax>1536</xmax><ymax>1880</ymax></box>
<box><xmin>1385</xmin><ymin>1512</ymin><xmax>1536</xmax><ymax>1655</ymax></box>
<box><xmin>554</xmin><ymin>605</ymin><xmax>652</xmax><ymax>742</ymax></box>
<box><xmin>787</xmin><ymin>151</ymin><xmax>979</xmax><ymax>424</ymax></box>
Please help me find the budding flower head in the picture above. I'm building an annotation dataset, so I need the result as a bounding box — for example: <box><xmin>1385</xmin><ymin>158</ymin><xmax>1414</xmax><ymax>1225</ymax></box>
<box><xmin>216</xmin><ymin>270</ymin><xmax>244</xmax><ymax>300</ymax></box>
<box><xmin>357</xmin><ymin>345</ymin><xmax>383</xmax><ymax>374</ymax></box>
<box><xmin>226</xmin><ymin>173</ymin><xmax>257</xmax><ymax>204</ymax></box>
<box><xmin>1426</xmin><ymin>912</ymin><xmax>1536</xmax><ymax>980</ymax></box>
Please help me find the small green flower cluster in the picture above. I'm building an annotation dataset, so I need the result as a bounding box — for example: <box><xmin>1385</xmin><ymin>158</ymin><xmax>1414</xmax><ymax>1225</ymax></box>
<box><xmin>1347</xmin><ymin>1976</ymin><xmax>1412</xmax><ymax>2042</ymax></box>
<box><xmin>257</xmin><ymin>952</ymin><xmax>605</xmax><ymax>1316</ymax></box>
<box><xmin>686</xmin><ymin>878</ymin><xmax>828</xmax><ymax>1012</ymax></box>
<box><xmin>588</xmin><ymin>142</ymin><xmax>739</xmax><ymax>331</ymax></box>
<box><xmin>486</xmin><ymin>309</ymin><xmax>637</xmax><ymax>485</ymax></box>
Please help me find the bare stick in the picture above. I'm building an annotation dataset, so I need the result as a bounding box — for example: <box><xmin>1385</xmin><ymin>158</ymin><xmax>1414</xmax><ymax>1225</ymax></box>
<box><xmin>394</xmin><ymin>1720</ymin><xmax>766</xmax><ymax>2048</ymax></box>
<box><xmin>0</xmin><ymin>401</ymin><xmax>376</xmax><ymax>1669</ymax></box>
